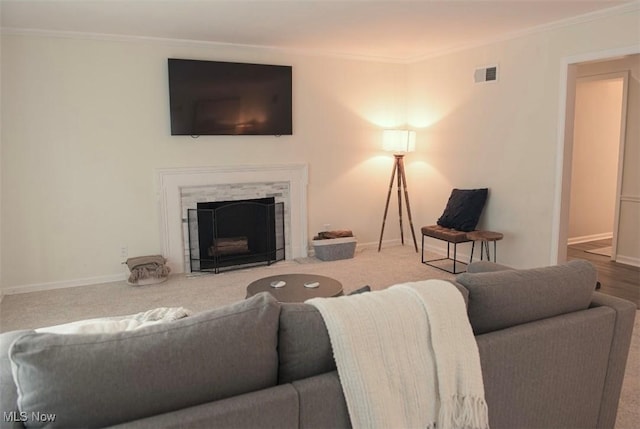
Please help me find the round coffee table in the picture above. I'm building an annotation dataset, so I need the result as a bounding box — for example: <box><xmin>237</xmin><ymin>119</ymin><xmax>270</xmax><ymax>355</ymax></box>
<box><xmin>246</xmin><ymin>274</ymin><xmax>343</xmax><ymax>303</ymax></box>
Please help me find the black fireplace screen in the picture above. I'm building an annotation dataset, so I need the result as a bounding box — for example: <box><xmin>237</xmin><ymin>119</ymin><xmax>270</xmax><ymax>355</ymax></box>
<box><xmin>188</xmin><ymin>198</ymin><xmax>285</xmax><ymax>273</ymax></box>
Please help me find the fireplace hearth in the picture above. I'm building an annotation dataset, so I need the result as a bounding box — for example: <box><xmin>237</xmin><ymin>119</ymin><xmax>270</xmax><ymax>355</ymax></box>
<box><xmin>187</xmin><ymin>197</ymin><xmax>285</xmax><ymax>273</ymax></box>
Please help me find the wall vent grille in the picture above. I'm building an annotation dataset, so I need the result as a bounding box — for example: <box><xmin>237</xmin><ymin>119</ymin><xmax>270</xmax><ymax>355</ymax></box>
<box><xmin>474</xmin><ymin>65</ymin><xmax>499</xmax><ymax>83</ymax></box>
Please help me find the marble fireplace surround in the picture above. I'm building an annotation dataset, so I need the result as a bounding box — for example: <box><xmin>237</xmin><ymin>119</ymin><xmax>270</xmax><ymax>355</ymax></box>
<box><xmin>157</xmin><ymin>164</ymin><xmax>309</xmax><ymax>274</ymax></box>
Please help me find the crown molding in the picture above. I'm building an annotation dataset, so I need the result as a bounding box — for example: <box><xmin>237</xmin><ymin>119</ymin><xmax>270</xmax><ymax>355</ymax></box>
<box><xmin>2</xmin><ymin>1</ymin><xmax>638</xmax><ymax>65</ymax></box>
<box><xmin>0</xmin><ymin>27</ymin><xmax>408</xmax><ymax>64</ymax></box>
<box><xmin>406</xmin><ymin>1</ymin><xmax>640</xmax><ymax>63</ymax></box>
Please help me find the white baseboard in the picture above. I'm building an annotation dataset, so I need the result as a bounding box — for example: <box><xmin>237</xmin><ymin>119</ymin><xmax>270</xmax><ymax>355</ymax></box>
<box><xmin>2</xmin><ymin>273</ymin><xmax>127</xmax><ymax>296</ymax></box>
<box><xmin>357</xmin><ymin>239</ymin><xmax>402</xmax><ymax>251</ymax></box>
<box><xmin>615</xmin><ymin>255</ymin><xmax>640</xmax><ymax>268</ymax></box>
<box><xmin>567</xmin><ymin>233</ymin><xmax>613</xmax><ymax>245</ymax></box>
<box><xmin>358</xmin><ymin>239</ymin><xmax>476</xmax><ymax>263</ymax></box>
<box><xmin>4</xmin><ymin>241</ymin><xmax>408</xmax><ymax>295</ymax></box>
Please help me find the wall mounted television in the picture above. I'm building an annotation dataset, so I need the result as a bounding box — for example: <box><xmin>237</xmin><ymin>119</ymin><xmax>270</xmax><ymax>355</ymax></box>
<box><xmin>168</xmin><ymin>58</ymin><xmax>293</xmax><ymax>136</ymax></box>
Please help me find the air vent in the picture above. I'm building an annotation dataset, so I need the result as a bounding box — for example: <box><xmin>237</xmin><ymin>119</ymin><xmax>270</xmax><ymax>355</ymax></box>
<box><xmin>474</xmin><ymin>65</ymin><xmax>499</xmax><ymax>83</ymax></box>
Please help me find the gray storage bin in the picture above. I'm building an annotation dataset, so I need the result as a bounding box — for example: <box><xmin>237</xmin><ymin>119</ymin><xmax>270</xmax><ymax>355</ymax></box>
<box><xmin>312</xmin><ymin>237</ymin><xmax>357</xmax><ymax>261</ymax></box>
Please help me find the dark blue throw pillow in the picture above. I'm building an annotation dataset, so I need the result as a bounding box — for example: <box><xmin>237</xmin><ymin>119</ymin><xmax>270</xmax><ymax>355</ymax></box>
<box><xmin>437</xmin><ymin>188</ymin><xmax>488</xmax><ymax>232</ymax></box>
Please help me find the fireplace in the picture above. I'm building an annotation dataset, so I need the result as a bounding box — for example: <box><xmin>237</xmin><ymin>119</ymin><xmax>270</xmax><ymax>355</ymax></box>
<box><xmin>187</xmin><ymin>197</ymin><xmax>285</xmax><ymax>273</ymax></box>
<box><xmin>156</xmin><ymin>164</ymin><xmax>308</xmax><ymax>274</ymax></box>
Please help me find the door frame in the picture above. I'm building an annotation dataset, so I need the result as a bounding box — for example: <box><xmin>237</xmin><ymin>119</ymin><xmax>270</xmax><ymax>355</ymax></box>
<box><xmin>610</xmin><ymin>71</ymin><xmax>629</xmax><ymax>262</ymax></box>
<box><xmin>552</xmin><ymin>44</ymin><xmax>639</xmax><ymax>264</ymax></box>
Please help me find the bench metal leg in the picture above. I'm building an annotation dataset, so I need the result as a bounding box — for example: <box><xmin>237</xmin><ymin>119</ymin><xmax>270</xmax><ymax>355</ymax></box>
<box><xmin>469</xmin><ymin>239</ymin><xmax>499</xmax><ymax>264</ymax></box>
<box><xmin>421</xmin><ymin>234</ymin><xmax>469</xmax><ymax>274</ymax></box>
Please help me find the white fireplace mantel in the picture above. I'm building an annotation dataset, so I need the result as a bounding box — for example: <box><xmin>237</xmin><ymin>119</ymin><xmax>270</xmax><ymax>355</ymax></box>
<box><xmin>156</xmin><ymin>164</ymin><xmax>309</xmax><ymax>273</ymax></box>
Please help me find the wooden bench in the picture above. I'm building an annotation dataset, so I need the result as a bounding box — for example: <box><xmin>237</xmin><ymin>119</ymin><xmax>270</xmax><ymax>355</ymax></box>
<box><xmin>421</xmin><ymin>225</ymin><xmax>472</xmax><ymax>274</ymax></box>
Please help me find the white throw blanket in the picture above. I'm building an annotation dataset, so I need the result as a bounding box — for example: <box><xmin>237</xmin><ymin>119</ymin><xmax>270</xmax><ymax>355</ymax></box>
<box><xmin>307</xmin><ymin>279</ymin><xmax>488</xmax><ymax>429</ymax></box>
<box><xmin>35</xmin><ymin>307</ymin><xmax>192</xmax><ymax>334</ymax></box>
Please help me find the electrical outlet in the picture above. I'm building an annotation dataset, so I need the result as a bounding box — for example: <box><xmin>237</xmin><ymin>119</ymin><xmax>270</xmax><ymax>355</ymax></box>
<box><xmin>120</xmin><ymin>245</ymin><xmax>128</xmax><ymax>260</ymax></box>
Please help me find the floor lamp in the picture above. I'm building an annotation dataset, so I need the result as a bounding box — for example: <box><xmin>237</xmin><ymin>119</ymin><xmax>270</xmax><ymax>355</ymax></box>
<box><xmin>378</xmin><ymin>129</ymin><xmax>418</xmax><ymax>252</ymax></box>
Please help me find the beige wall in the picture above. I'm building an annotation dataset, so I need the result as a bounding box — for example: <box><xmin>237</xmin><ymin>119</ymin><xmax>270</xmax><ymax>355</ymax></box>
<box><xmin>0</xmin><ymin>34</ymin><xmax>406</xmax><ymax>290</ymax></box>
<box><xmin>568</xmin><ymin>77</ymin><xmax>622</xmax><ymax>242</ymax></box>
<box><xmin>407</xmin><ymin>7</ymin><xmax>640</xmax><ymax>268</ymax></box>
<box><xmin>1</xmin><ymin>6</ymin><xmax>639</xmax><ymax>290</ymax></box>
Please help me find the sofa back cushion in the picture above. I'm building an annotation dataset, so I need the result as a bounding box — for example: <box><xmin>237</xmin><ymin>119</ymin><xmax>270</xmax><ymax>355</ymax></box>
<box><xmin>456</xmin><ymin>260</ymin><xmax>597</xmax><ymax>334</ymax></box>
<box><xmin>9</xmin><ymin>292</ymin><xmax>280</xmax><ymax>429</ymax></box>
<box><xmin>277</xmin><ymin>281</ymin><xmax>470</xmax><ymax>384</ymax></box>
<box><xmin>0</xmin><ymin>329</ymin><xmax>34</xmax><ymax>428</ymax></box>
<box><xmin>278</xmin><ymin>303</ymin><xmax>336</xmax><ymax>383</ymax></box>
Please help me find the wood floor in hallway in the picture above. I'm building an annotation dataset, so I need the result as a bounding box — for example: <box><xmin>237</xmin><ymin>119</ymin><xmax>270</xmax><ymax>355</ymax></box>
<box><xmin>568</xmin><ymin>238</ymin><xmax>640</xmax><ymax>307</ymax></box>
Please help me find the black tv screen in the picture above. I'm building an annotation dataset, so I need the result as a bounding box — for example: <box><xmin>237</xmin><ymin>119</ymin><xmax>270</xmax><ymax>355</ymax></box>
<box><xmin>168</xmin><ymin>58</ymin><xmax>292</xmax><ymax>136</ymax></box>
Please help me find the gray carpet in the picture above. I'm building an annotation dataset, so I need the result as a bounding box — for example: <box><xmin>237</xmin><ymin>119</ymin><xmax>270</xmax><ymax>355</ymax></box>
<box><xmin>0</xmin><ymin>244</ymin><xmax>637</xmax><ymax>428</ymax></box>
<box><xmin>0</xmin><ymin>245</ymin><xmax>455</xmax><ymax>331</ymax></box>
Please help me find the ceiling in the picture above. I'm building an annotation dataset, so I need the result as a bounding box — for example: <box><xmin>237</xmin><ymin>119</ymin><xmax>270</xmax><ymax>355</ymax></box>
<box><xmin>0</xmin><ymin>0</ymin><xmax>634</xmax><ymax>62</ymax></box>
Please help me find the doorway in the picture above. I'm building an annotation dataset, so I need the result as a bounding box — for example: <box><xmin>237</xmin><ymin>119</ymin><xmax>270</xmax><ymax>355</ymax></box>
<box><xmin>567</xmin><ymin>72</ymin><xmax>626</xmax><ymax>260</ymax></box>
<box><xmin>556</xmin><ymin>50</ymin><xmax>640</xmax><ymax>305</ymax></box>
<box><xmin>555</xmin><ymin>51</ymin><xmax>639</xmax><ymax>267</ymax></box>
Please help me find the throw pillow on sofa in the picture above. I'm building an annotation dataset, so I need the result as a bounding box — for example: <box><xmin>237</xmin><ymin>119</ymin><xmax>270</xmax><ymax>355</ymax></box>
<box><xmin>9</xmin><ymin>293</ymin><xmax>281</xmax><ymax>429</ymax></box>
<box><xmin>34</xmin><ymin>307</ymin><xmax>192</xmax><ymax>334</ymax></box>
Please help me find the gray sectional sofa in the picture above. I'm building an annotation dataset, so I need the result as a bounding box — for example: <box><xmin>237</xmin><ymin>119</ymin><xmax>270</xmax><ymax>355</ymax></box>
<box><xmin>0</xmin><ymin>260</ymin><xmax>635</xmax><ymax>429</ymax></box>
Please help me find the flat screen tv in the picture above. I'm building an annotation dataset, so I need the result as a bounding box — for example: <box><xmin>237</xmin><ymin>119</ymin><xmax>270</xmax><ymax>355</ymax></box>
<box><xmin>168</xmin><ymin>58</ymin><xmax>292</xmax><ymax>136</ymax></box>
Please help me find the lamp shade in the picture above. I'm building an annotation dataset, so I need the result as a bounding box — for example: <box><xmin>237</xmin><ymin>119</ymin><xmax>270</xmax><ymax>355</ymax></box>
<box><xmin>382</xmin><ymin>129</ymin><xmax>416</xmax><ymax>153</ymax></box>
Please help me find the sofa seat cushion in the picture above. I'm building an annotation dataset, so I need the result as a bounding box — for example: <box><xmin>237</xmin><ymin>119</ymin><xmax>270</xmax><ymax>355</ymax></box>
<box><xmin>456</xmin><ymin>260</ymin><xmax>597</xmax><ymax>334</ymax></box>
<box><xmin>9</xmin><ymin>293</ymin><xmax>281</xmax><ymax>429</ymax></box>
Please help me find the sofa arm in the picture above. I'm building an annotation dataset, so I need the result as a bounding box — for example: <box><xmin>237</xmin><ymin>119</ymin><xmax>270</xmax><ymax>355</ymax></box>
<box><xmin>589</xmin><ymin>292</ymin><xmax>636</xmax><ymax>429</ymax></box>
